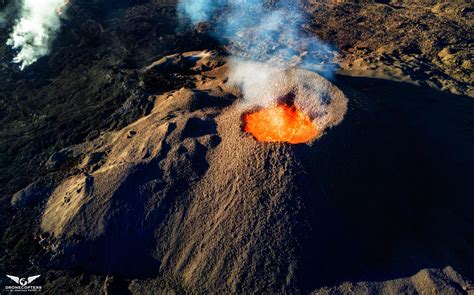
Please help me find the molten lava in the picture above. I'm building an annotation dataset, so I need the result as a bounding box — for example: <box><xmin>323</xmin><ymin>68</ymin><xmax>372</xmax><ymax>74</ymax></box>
<box><xmin>244</xmin><ymin>104</ymin><xmax>319</xmax><ymax>144</ymax></box>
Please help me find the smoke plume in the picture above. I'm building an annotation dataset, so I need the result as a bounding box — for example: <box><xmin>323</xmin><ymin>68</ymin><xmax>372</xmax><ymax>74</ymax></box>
<box><xmin>229</xmin><ymin>59</ymin><xmax>347</xmax><ymax>133</ymax></box>
<box><xmin>178</xmin><ymin>0</ymin><xmax>337</xmax><ymax>75</ymax></box>
<box><xmin>7</xmin><ymin>0</ymin><xmax>68</xmax><ymax>70</ymax></box>
<box><xmin>178</xmin><ymin>0</ymin><xmax>341</xmax><ymax>114</ymax></box>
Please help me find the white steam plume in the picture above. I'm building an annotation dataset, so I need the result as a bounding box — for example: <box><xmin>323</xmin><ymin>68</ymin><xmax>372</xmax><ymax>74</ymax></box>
<box><xmin>229</xmin><ymin>59</ymin><xmax>347</xmax><ymax>131</ymax></box>
<box><xmin>179</xmin><ymin>0</ymin><xmax>347</xmax><ymax>134</ymax></box>
<box><xmin>7</xmin><ymin>0</ymin><xmax>68</xmax><ymax>70</ymax></box>
<box><xmin>178</xmin><ymin>0</ymin><xmax>337</xmax><ymax>78</ymax></box>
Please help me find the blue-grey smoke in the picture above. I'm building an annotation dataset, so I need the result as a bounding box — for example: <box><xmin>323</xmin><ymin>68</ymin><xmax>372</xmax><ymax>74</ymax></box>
<box><xmin>6</xmin><ymin>0</ymin><xmax>68</xmax><ymax>70</ymax></box>
<box><xmin>177</xmin><ymin>0</ymin><xmax>222</xmax><ymax>25</ymax></box>
<box><xmin>177</xmin><ymin>0</ymin><xmax>337</xmax><ymax>79</ymax></box>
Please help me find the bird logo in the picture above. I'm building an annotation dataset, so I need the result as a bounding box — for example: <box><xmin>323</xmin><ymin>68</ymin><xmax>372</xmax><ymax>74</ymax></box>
<box><xmin>6</xmin><ymin>275</ymin><xmax>40</xmax><ymax>286</ymax></box>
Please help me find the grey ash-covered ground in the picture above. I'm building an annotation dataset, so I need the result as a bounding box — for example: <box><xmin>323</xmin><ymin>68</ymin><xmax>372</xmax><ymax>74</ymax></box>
<box><xmin>0</xmin><ymin>0</ymin><xmax>473</xmax><ymax>294</ymax></box>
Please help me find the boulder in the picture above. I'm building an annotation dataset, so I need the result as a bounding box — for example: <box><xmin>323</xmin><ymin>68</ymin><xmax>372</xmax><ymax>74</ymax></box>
<box><xmin>11</xmin><ymin>180</ymin><xmax>53</xmax><ymax>207</ymax></box>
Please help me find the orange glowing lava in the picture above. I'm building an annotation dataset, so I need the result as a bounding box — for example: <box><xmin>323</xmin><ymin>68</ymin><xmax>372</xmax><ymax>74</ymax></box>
<box><xmin>244</xmin><ymin>104</ymin><xmax>319</xmax><ymax>144</ymax></box>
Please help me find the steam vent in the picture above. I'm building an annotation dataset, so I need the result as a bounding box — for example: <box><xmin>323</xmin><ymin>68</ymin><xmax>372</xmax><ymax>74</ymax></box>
<box><xmin>239</xmin><ymin>62</ymin><xmax>348</xmax><ymax>144</ymax></box>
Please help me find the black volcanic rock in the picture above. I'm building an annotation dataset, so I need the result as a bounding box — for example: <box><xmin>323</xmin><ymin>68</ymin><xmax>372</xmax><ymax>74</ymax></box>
<box><xmin>10</xmin><ymin>179</ymin><xmax>54</xmax><ymax>208</ymax></box>
<box><xmin>0</xmin><ymin>1</ymin><xmax>473</xmax><ymax>294</ymax></box>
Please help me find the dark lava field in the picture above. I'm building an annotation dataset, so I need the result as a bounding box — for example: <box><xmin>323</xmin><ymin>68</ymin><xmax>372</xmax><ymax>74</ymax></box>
<box><xmin>0</xmin><ymin>0</ymin><xmax>473</xmax><ymax>294</ymax></box>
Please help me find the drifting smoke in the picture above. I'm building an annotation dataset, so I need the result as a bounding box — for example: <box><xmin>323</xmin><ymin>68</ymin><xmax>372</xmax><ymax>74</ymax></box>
<box><xmin>178</xmin><ymin>0</ymin><xmax>337</xmax><ymax>76</ymax></box>
<box><xmin>178</xmin><ymin>0</ymin><xmax>221</xmax><ymax>25</ymax></box>
<box><xmin>179</xmin><ymin>0</ymin><xmax>347</xmax><ymax>143</ymax></box>
<box><xmin>227</xmin><ymin>58</ymin><xmax>282</xmax><ymax>106</ymax></box>
<box><xmin>178</xmin><ymin>0</ymin><xmax>338</xmax><ymax>99</ymax></box>
<box><xmin>7</xmin><ymin>0</ymin><xmax>68</xmax><ymax>70</ymax></box>
<box><xmin>230</xmin><ymin>60</ymin><xmax>347</xmax><ymax>130</ymax></box>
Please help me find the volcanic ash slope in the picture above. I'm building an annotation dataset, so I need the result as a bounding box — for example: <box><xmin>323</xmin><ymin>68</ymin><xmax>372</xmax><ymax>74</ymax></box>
<box><xmin>39</xmin><ymin>52</ymin><xmax>349</xmax><ymax>292</ymax></box>
<box><xmin>37</xmin><ymin>52</ymin><xmax>471</xmax><ymax>293</ymax></box>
